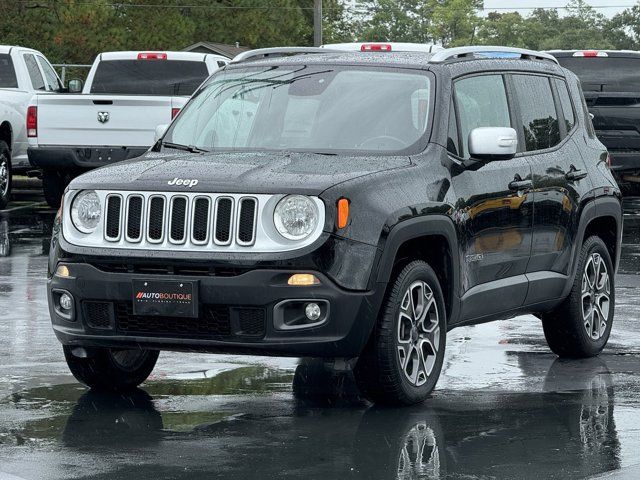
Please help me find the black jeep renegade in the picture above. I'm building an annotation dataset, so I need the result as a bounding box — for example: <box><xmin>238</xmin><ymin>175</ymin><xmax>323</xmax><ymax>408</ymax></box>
<box><xmin>48</xmin><ymin>46</ymin><xmax>622</xmax><ymax>405</ymax></box>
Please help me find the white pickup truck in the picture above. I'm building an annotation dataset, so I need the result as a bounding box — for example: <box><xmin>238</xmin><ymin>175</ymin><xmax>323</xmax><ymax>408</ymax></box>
<box><xmin>28</xmin><ymin>51</ymin><xmax>227</xmax><ymax>207</ymax></box>
<box><xmin>0</xmin><ymin>45</ymin><xmax>64</xmax><ymax>208</ymax></box>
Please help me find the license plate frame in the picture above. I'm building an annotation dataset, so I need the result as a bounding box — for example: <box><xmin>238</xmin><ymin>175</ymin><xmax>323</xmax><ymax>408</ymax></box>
<box><xmin>132</xmin><ymin>279</ymin><xmax>198</xmax><ymax>318</ymax></box>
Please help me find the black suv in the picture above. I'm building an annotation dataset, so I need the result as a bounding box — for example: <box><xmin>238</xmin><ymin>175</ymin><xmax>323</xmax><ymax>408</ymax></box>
<box><xmin>551</xmin><ymin>50</ymin><xmax>640</xmax><ymax>193</ymax></box>
<box><xmin>48</xmin><ymin>46</ymin><xmax>622</xmax><ymax>405</ymax></box>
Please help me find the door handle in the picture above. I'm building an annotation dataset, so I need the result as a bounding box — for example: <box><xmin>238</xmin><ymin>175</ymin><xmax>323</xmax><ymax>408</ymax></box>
<box><xmin>566</xmin><ymin>165</ymin><xmax>588</xmax><ymax>181</ymax></box>
<box><xmin>508</xmin><ymin>175</ymin><xmax>533</xmax><ymax>191</ymax></box>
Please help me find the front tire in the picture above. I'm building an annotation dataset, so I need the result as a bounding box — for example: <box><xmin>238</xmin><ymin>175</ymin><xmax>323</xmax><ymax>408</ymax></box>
<box><xmin>355</xmin><ymin>260</ymin><xmax>446</xmax><ymax>405</ymax></box>
<box><xmin>63</xmin><ymin>346</ymin><xmax>159</xmax><ymax>391</ymax></box>
<box><xmin>0</xmin><ymin>141</ymin><xmax>12</xmax><ymax>210</ymax></box>
<box><xmin>543</xmin><ymin>236</ymin><xmax>615</xmax><ymax>358</ymax></box>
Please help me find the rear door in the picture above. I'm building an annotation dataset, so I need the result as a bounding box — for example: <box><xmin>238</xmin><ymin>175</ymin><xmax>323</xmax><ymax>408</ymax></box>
<box><xmin>508</xmin><ymin>73</ymin><xmax>590</xmax><ymax>302</ymax></box>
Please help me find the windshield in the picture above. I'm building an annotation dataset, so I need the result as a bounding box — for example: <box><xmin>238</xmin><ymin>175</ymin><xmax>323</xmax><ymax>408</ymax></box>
<box><xmin>0</xmin><ymin>54</ymin><xmax>18</xmax><ymax>88</ymax></box>
<box><xmin>90</xmin><ymin>60</ymin><xmax>209</xmax><ymax>95</ymax></box>
<box><xmin>164</xmin><ymin>65</ymin><xmax>432</xmax><ymax>154</ymax></box>
<box><xmin>556</xmin><ymin>56</ymin><xmax>640</xmax><ymax>92</ymax></box>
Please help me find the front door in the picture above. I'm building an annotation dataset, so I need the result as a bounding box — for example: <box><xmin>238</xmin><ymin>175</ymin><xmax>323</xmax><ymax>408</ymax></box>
<box><xmin>448</xmin><ymin>73</ymin><xmax>534</xmax><ymax>321</ymax></box>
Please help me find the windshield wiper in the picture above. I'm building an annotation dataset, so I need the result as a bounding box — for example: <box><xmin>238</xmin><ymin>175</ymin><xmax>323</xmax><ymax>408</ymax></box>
<box><xmin>162</xmin><ymin>142</ymin><xmax>209</xmax><ymax>154</ymax></box>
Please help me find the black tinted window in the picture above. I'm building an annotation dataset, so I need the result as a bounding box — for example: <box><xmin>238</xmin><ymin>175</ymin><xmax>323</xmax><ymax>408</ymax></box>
<box><xmin>90</xmin><ymin>60</ymin><xmax>209</xmax><ymax>95</ymax></box>
<box><xmin>455</xmin><ymin>75</ymin><xmax>511</xmax><ymax>158</ymax></box>
<box><xmin>556</xmin><ymin>56</ymin><xmax>640</xmax><ymax>92</ymax></box>
<box><xmin>512</xmin><ymin>75</ymin><xmax>560</xmax><ymax>152</ymax></box>
<box><xmin>555</xmin><ymin>78</ymin><xmax>575</xmax><ymax>133</ymax></box>
<box><xmin>23</xmin><ymin>53</ymin><xmax>45</xmax><ymax>91</ymax></box>
<box><xmin>0</xmin><ymin>54</ymin><xmax>18</xmax><ymax>88</ymax></box>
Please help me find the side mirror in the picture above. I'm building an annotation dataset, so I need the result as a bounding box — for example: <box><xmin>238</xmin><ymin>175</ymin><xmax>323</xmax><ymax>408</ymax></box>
<box><xmin>154</xmin><ymin>124</ymin><xmax>168</xmax><ymax>143</ymax></box>
<box><xmin>67</xmin><ymin>79</ymin><xmax>83</xmax><ymax>93</ymax></box>
<box><xmin>468</xmin><ymin>127</ymin><xmax>518</xmax><ymax>161</ymax></box>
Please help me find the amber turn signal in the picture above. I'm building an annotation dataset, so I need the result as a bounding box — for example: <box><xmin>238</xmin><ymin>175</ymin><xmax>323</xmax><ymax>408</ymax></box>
<box><xmin>287</xmin><ymin>273</ymin><xmax>320</xmax><ymax>286</ymax></box>
<box><xmin>337</xmin><ymin>198</ymin><xmax>350</xmax><ymax>229</ymax></box>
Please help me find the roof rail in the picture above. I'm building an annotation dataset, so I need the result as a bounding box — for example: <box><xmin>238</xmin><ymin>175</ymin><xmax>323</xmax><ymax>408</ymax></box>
<box><xmin>430</xmin><ymin>46</ymin><xmax>559</xmax><ymax>65</ymax></box>
<box><xmin>232</xmin><ymin>47</ymin><xmax>341</xmax><ymax>63</ymax></box>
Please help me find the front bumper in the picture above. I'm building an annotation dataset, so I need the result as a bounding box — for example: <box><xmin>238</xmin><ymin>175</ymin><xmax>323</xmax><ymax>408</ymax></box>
<box><xmin>28</xmin><ymin>145</ymin><xmax>148</xmax><ymax>170</ymax></box>
<box><xmin>48</xmin><ymin>263</ymin><xmax>382</xmax><ymax>358</ymax></box>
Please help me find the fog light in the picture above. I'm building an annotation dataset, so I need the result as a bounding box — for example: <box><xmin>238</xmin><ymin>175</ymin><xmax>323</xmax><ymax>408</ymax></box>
<box><xmin>305</xmin><ymin>302</ymin><xmax>321</xmax><ymax>321</ymax></box>
<box><xmin>55</xmin><ymin>265</ymin><xmax>70</xmax><ymax>277</ymax></box>
<box><xmin>288</xmin><ymin>273</ymin><xmax>320</xmax><ymax>286</ymax></box>
<box><xmin>59</xmin><ymin>293</ymin><xmax>73</xmax><ymax>311</ymax></box>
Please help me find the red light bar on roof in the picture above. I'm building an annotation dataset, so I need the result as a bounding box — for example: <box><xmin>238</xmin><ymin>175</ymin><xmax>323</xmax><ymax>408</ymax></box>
<box><xmin>137</xmin><ymin>52</ymin><xmax>167</xmax><ymax>60</ymax></box>
<box><xmin>573</xmin><ymin>50</ymin><xmax>608</xmax><ymax>58</ymax></box>
<box><xmin>361</xmin><ymin>43</ymin><xmax>392</xmax><ymax>52</ymax></box>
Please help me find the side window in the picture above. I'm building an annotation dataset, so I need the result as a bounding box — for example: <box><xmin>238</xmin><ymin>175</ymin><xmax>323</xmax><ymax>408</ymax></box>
<box><xmin>554</xmin><ymin>78</ymin><xmax>575</xmax><ymax>133</ymax></box>
<box><xmin>512</xmin><ymin>75</ymin><xmax>561</xmax><ymax>151</ymax></box>
<box><xmin>454</xmin><ymin>75</ymin><xmax>511</xmax><ymax>158</ymax></box>
<box><xmin>447</xmin><ymin>99</ymin><xmax>459</xmax><ymax>156</ymax></box>
<box><xmin>37</xmin><ymin>55</ymin><xmax>61</xmax><ymax>92</ymax></box>
<box><xmin>577</xmin><ymin>79</ymin><xmax>596</xmax><ymax>139</ymax></box>
<box><xmin>23</xmin><ymin>53</ymin><xmax>45</xmax><ymax>91</ymax></box>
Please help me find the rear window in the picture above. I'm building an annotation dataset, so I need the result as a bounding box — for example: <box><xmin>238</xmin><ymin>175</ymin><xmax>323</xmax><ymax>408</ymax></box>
<box><xmin>0</xmin><ymin>54</ymin><xmax>18</xmax><ymax>88</ymax></box>
<box><xmin>556</xmin><ymin>56</ymin><xmax>640</xmax><ymax>92</ymax></box>
<box><xmin>90</xmin><ymin>60</ymin><xmax>209</xmax><ymax>95</ymax></box>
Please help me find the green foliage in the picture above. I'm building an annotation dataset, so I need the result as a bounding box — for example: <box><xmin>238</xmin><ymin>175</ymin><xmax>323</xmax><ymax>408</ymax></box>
<box><xmin>4</xmin><ymin>0</ymin><xmax>640</xmax><ymax>65</ymax></box>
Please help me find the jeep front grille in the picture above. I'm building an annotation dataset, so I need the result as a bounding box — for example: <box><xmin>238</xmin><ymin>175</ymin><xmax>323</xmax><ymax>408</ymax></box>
<box><xmin>103</xmin><ymin>192</ymin><xmax>258</xmax><ymax>247</ymax></box>
<box><xmin>63</xmin><ymin>190</ymin><xmax>325</xmax><ymax>254</ymax></box>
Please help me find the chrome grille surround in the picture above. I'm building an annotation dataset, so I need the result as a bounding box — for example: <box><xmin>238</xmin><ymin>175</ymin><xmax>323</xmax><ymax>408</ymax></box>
<box><xmin>62</xmin><ymin>190</ymin><xmax>326</xmax><ymax>254</ymax></box>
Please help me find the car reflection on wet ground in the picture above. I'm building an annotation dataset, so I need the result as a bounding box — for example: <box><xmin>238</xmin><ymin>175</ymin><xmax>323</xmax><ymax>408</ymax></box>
<box><xmin>1</xmin><ymin>193</ymin><xmax>640</xmax><ymax>479</ymax></box>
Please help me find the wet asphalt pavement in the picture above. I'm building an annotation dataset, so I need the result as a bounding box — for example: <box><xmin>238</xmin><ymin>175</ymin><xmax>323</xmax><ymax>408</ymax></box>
<box><xmin>1</xmin><ymin>190</ymin><xmax>640</xmax><ymax>480</ymax></box>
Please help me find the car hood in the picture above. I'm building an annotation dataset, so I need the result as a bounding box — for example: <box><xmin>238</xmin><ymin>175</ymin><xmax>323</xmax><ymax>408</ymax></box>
<box><xmin>69</xmin><ymin>150</ymin><xmax>412</xmax><ymax>195</ymax></box>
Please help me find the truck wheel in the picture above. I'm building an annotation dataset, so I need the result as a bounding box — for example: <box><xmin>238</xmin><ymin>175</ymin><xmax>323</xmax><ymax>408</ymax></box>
<box><xmin>0</xmin><ymin>141</ymin><xmax>12</xmax><ymax>210</ymax></box>
<box><xmin>42</xmin><ymin>170</ymin><xmax>66</xmax><ymax>209</ymax></box>
<box><xmin>63</xmin><ymin>345</ymin><xmax>159</xmax><ymax>391</ymax></box>
<box><xmin>355</xmin><ymin>260</ymin><xmax>446</xmax><ymax>405</ymax></box>
<box><xmin>543</xmin><ymin>236</ymin><xmax>615</xmax><ymax>358</ymax></box>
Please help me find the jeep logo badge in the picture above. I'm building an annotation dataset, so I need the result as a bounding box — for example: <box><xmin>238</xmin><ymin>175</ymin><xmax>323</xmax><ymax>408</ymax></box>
<box><xmin>168</xmin><ymin>178</ymin><xmax>198</xmax><ymax>188</ymax></box>
<box><xmin>97</xmin><ymin>111</ymin><xmax>110</xmax><ymax>123</ymax></box>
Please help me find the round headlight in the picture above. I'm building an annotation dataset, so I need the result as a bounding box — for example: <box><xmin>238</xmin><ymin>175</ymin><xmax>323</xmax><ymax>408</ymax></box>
<box><xmin>274</xmin><ymin>195</ymin><xmax>319</xmax><ymax>240</ymax></box>
<box><xmin>71</xmin><ymin>190</ymin><xmax>102</xmax><ymax>233</ymax></box>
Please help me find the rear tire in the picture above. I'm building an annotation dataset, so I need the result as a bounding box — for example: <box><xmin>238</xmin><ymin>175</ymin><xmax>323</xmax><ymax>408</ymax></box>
<box><xmin>0</xmin><ymin>141</ymin><xmax>12</xmax><ymax>210</ymax></box>
<box><xmin>63</xmin><ymin>346</ymin><xmax>159</xmax><ymax>391</ymax></box>
<box><xmin>42</xmin><ymin>170</ymin><xmax>67</xmax><ymax>209</ymax></box>
<box><xmin>542</xmin><ymin>236</ymin><xmax>615</xmax><ymax>358</ymax></box>
<box><xmin>354</xmin><ymin>260</ymin><xmax>446</xmax><ymax>406</ymax></box>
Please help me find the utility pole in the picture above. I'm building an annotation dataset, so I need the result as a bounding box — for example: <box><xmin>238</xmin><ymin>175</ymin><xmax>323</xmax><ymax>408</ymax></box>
<box><xmin>313</xmin><ymin>0</ymin><xmax>322</xmax><ymax>46</ymax></box>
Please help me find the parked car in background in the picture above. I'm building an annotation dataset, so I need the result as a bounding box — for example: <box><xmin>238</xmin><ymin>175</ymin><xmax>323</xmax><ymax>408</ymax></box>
<box><xmin>0</xmin><ymin>45</ymin><xmax>64</xmax><ymax>208</ymax></box>
<box><xmin>28</xmin><ymin>51</ymin><xmax>229</xmax><ymax>208</ymax></box>
<box><xmin>550</xmin><ymin>50</ymin><xmax>640</xmax><ymax>193</ymax></box>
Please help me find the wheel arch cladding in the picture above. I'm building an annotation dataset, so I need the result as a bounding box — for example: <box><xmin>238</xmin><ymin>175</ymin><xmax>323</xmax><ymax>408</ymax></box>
<box><xmin>375</xmin><ymin>215</ymin><xmax>460</xmax><ymax>324</ymax></box>
<box><xmin>584</xmin><ymin>215</ymin><xmax>618</xmax><ymax>268</ymax></box>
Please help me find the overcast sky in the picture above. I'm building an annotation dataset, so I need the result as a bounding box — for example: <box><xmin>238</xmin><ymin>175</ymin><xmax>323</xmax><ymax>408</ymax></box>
<box><xmin>483</xmin><ymin>0</ymin><xmax>638</xmax><ymax>17</ymax></box>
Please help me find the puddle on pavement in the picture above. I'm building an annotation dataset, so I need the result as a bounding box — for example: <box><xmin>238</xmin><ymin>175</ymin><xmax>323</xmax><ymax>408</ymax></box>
<box><xmin>0</xmin><ymin>365</ymin><xmax>295</xmax><ymax>446</ymax></box>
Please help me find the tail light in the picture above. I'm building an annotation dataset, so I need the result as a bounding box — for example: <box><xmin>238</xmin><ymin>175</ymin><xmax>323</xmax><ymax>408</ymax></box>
<box><xmin>171</xmin><ymin>107</ymin><xmax>180</xmax><ymax>120</ymax></box>
<box><xmin>27</xmin><ymin>106</ymin><xmax>37</xmax><ymax>137</ymax></box>
<box><xmin>606</xmin><ymin>153</ymin><xmax>612</xmax><ymax>169</ymax></box>
<box><xmin>573</xmin><ymin>50</ymin><xmax>608</xmax><ymax>58</ymax></box>
<box><xmin>137</xmin><ymin>52</ymin><xmax>167</xmax><ymax>60</ymax></box>
<box><xmin>361</xmin><ymin>43</ymin><xmax>392</xmax><ymax>52</ymax></box>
